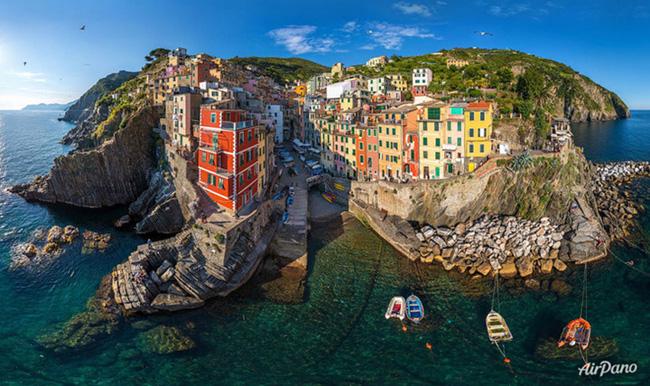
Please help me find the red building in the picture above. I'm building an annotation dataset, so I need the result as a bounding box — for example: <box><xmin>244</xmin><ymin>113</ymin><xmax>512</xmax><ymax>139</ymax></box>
<box><xmin>403</xmin><ymin>129</ymin><xmax>419</xmax><ymax>179</ymax></box>
<box><xmin>197</xmin><ymin>107</ymin><xmax>259</xmax><ymax>213</ymax></box>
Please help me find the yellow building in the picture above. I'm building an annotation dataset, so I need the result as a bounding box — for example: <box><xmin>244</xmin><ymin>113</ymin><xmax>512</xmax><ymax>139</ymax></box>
<box><xmin>464</xmin><ymin>101</ymin><xmax>493</xmax><ymax>172</ymax></box>
<box><xmin>331</xmin><ymin>62</ymin><xmax>345</xmax><ymax>79</ymax></box>
<box><xmin>294</xmin><ymin>84</ymin><xmax>307</xmax><ymax>97</ymax></box>
<box><xmin>386</xmin><ymin>74</ymin><xmax>408</xmax><ymax>92</ymax></box>
<box><xmin>446</xmin><ymin>58</ymin><xmax>469</xmax><ymax>68</ymax></box>
<box><xmin>377</xmin><ymin>105</ymin><xmax>417</xmax><ymax>179</ymax></box>
<box><xmin>417</xmin><ymin>103</ymin><xmax>448</xmax><ymax>179</ymax></box>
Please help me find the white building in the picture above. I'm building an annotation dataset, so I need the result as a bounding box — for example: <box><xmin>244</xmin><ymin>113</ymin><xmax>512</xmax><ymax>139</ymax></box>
<box><xmin>412</xmin><ymin>68</ymin><xmax>433</xmax><ymax>87</ymax></box>
<box><xmin>368</xmin><ymin>76</ymin><xmax>390</xmax><ymax>95</ymax></box>
<box><xmin>267</xmin><ymin>104</ymin><xmax>284</xmax><ymax>143</ymax></box>
<box><xmin>366</xmin><ymin>55</ymin><xmax>388</xmax><ymax>67</ymax></box>
<box><xmin>326</xmin><ymin>80</ymin><xmax>355</xmax><ymax>99</ymax></box>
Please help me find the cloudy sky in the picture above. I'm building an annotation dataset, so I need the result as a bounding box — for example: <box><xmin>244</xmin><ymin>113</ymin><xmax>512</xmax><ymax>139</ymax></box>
<box><xmin>0</xmin><ymin>0</ymin><xmax>649</xmax><ymax>109</ymax></box>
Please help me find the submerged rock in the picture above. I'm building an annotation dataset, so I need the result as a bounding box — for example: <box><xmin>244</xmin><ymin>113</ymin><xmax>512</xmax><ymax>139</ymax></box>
<box><xmin>82</xmin><ymin>230</ymin><xmax>111</xmax><ymax>252</ymax></box>
<box><xmin>535</xmin><ymin>337</ymin><xmax>619</xmax><ymax>361</ymax></box>
<box><xmin>137</xmin><ymin>325</ymin><xmax>195</xmax><ymax>354</ymax></box>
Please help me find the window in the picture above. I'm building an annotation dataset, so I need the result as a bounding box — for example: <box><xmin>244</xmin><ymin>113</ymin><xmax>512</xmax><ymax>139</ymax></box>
<box><xmin>457</xmin><ymin>137</ymin><xmax>462</xmax><ymax>146</ymax></box>
<box><xmin>447</xmin><ymin>137</ymin><xmax>452</xmax><ymax>144</ymax></box>
<box><xmin>470</xmin><ymin>112</ymin><xmax>475</xmax><ymax>121</ymax></box>
<box><xmin>423</xmin><ymin>137</ymin><xmax>428</xmax><ymax>146</ymax></box>
<box><xmin>201</xmin><ymin>152</ymin><xmax>207</xmax><ymax>162</ymax></box>
<box><xmin>210</xmin><ymin>113</ymin><xmax>216</xmax><ymax>123</ymax></box>
<box><xmin>392</xmin><ymin>128</ymin><xmax>396</xmax><ymax>136</ymax></box>
<box><xmin>457</xmin><ymin>122</ymin><xmax>462</xmax><ymax>131</ymax></box>
<box><xmin>469</xmin><ymin>128</ymin><xmax>474</xmax><ymax>137</ymax></box>
<box><xmin>469</xmin><ymin>144</ymin><xmax>474</xmax><ymax>153</ymax></box>
<box><xmin>447</xmin><ymin>121</ymin><xmax>452</xmax><ymax>131</ymax></box>
<box><xmin>434</xmin><ymin>122</ymin><xmax>440</xmax><ymax>131</ymax></box>
<box><xmin>360</xmin><ymin>143</ymin><xmax>364</xmax><ymax>150</ymax></box>
<box><xmin>435</xmin><ymin>152</ymin><xmax>441</xmax><ymax>160</ymax></box>
<box><xmin>480</xmin><ymin>144</ymin><xmax>485</xmax><ymax>153</ymax></box>
<box><xmin>239</xmin><ymin>156</ymin><xmax>244</xmax><ymax>166</ymax></box>
<box><xmin>479</xmin><ymin>128</ymin><xmax>486</xmax><ymax>137</ymax></box>
<box><xmin>423</xmin><ymin>151</ymin><xmax>428</xmax><ymax>159</ymax></box>
<box><xmin>480</xmin><ymin>112</ymin><xmax>485</xmax><ymax>121</ymax></box>
<box><xmin>225</xmin><ymin>112</ymin><xmax>231</xmax><ymax>121</ymax></box>
<box><xmin>209</xmin><ymin>154</ymin><xmax>215</xmax><ymax>165</ymax></box>
<box><xmin>410</xmin><ymin>150</ymin><xmax>414</xmax><ymax>159</ymax></box>
<box><xmin>239</xmin><ymin>175</ymin><xmax>243</xmax><ymax>185</ymax></box>
<box><xmin>360</xmin><ymin>155</ymin><xmax>364</xmax><ymax>164</ymax></box>
<box><xmin>248</xmin><ymin>130</ymin><xmax>252</xmax><ymax>141</ymax></box>
<box><xmin>422</xmin><ymin>121</ymin><xmax>428</xmax><ymax>131</ymax></box>
<box><xmin>239</xmin><ymin>133</ymin><xmax>244</xmax><ymax>144</ymax></box>
<box><xmin>435</xmin><ymin>138</ymin><xmax>441</xmax><ymax>147</ymax></box>
<box><xmin>379</xmin><ymin>140</ymin><xmax>383</xmax><ymax>147</ymax></box>
<box><xmin>218</xmin><ymin>178</ymin><xmax>224</xmax><ymax>189</ymax></box>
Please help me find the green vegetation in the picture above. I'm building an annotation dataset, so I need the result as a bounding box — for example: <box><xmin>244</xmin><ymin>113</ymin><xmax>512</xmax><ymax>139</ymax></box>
<box><xmin>347</xmin><ymin>48</ymin><xmax>629</xmax><ymax>145</ymax></box>
<box><xmin>229</xmin><ymin>56</ymin><xmax>328</xmax><ymax>85</ymax></box>
<box><xmin>93</xmin><ymin>76</ymin><xmax>146</xmax><ymax>142</ymax></box>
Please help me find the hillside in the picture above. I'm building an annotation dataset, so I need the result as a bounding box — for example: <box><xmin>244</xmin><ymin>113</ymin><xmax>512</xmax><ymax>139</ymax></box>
<box><xmin>61</xmin><ymin>70</ymin><xmax>138</xmax><ymax>125</ymax></box>
<box><xmin>229</xmin><ymin>56</ymin><xmax>327</xmax><ymax>85</ymax></box>
<box><xmin>348</xmin><ymin>48</ymin><xmax>629</xmax><ymax>124</ymax></box>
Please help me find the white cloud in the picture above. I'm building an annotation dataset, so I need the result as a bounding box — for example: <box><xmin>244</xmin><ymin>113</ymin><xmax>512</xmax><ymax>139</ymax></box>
<box><xmin>267</xmin><ymin>25</ymin><xmax>334</xmax><ymax>55</ymax></box>
<box><xmin>11</xmin><ymin>71</ymin><xmax>47</xmax><ymax>83</ymax></box>
<box><xmin>341</xmin><ymin>21</ymin><xmax>358</xmax><ymax>33</ymax></box>
<box><xmin>360</xmin><ymin>44</ymin><xmax>376</xmax><ymax>50</ymax></box>
<box><xmin>489</xmin><ymin>3</ymin><xmax>530</xmax><ymax>17</ymax></box>
<box><xmin>367</xmin><ymin>23</ymin><xmax>440</xmax><ymax>50</ymax></box>
<box><xmin>394</xmin><ymin>2</ymin><xmax>432</xmax><ymax>17</ymax></box>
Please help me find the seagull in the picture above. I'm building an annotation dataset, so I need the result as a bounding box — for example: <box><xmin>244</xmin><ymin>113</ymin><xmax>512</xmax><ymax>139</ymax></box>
<box><xmin>475</xmin><ymin>31</ymin><xmax>493</xmax><ymax>36</ymax></box>
<box><xmin>80</xmin><ymin>25</ymin><xmax>86</xmax><ymax>31</ymax></box>
<box><xmin>23</xmin><ymin>61</ymin><xmax>27</xmax><ymax>66</ymax></box>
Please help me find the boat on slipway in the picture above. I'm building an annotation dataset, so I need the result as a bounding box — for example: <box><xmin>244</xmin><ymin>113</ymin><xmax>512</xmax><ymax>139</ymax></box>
<box><xmin>385</xmin><ymin>296</ymin><xmax>406</xmax><ymax>320</ymax></box>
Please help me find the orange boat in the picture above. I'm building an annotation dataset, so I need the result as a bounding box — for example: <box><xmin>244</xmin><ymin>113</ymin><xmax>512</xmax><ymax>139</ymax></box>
<box><xmin>557</xmin><ymin>318</ymin><xmax>591</xmax><ymax>350</ymax></box>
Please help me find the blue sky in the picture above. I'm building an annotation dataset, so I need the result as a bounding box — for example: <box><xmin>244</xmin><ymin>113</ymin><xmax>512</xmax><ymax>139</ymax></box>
<box><xmin>0</xmin><ymin>0</ymin><xmax>649</xmax><ymax>109</ymax></box>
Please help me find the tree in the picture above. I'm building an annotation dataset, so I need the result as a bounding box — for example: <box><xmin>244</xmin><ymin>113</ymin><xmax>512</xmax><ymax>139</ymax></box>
<box><xmin>534</xmin><ymin>108</ymin><xmax>550</xmax><ymax>142</ymax></box>
<box><xmin>148</xmin><ymin>48</ymin><xmax>170</xmax><ymax>59</ymax></box>
<box><xmin>496</xmin><ymin>67</ymin><xmax>513</xmax><ymax>87</ymax></box>
<box><xmin>468</xmin><ymin>89</ymin><xmax>482</xmax><ymax>98</ymax></box>
<box><xmin>516</xmin><ymin>69</ymin><xmax>545</xmax><ymax>100</ymax></box>
<box><xmin>514</xmin><ymin>100</ymin><xmax>533</xmax><ymax>117</ymax></box>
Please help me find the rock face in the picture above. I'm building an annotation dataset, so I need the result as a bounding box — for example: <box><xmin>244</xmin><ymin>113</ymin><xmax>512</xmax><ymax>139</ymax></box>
<box><xmin>11</xmin><ymin>106</ymin><xmax>158</xmax><ymax>208</ymax></box>
<box><xmin>129</xmin><ymin>170</ymin><xmax>184</xmax><ymax>234</ymax></box>
<box><xmin>351</xmin><ymin>150</ymin><xmax>590</xmax><ymax>226</ymax></box>
<box><xmin>61</xmin><ymin>70</ymin><xmax>137</xmax><ymax>128</ymax></box>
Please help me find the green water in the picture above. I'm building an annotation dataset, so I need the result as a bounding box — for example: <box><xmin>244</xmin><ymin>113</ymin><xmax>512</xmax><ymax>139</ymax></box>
<box><xmin>1</xmin><ymin>110</ymin><xmax>649</xmax><ymax>384</ymax></box>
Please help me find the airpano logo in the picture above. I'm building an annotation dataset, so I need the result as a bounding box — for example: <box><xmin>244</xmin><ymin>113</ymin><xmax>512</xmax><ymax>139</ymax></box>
<box><xmin>579</xmin><ymin>361</ymin><xmax>638</xmax><ymax>377</ymax></box>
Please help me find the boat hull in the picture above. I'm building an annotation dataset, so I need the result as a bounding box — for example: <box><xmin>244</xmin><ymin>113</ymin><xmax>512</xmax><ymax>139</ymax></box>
<box><xmin>406</xmin><ymin>295</ymin><xmax>424</xmax><ymax>323</ymax></box>
<box><xmin>385</xmin><ymin>296</ymin><xmax>406</xmax><ymax>320</ymax></box>
<box><xmin>485</xmin><ymin>311</ymin><xmax>513</xmax><ymax>343</ymax></box>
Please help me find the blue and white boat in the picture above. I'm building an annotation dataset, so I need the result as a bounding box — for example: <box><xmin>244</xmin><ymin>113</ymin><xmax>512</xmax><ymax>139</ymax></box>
<box><xmin>406</xmin><ymin>294</ymin><xmax>424</xmax><ymax>323</ymax></box>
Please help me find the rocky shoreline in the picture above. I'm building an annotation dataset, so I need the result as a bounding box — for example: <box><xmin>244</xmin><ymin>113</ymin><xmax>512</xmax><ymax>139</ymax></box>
<box><xmin>593</xmin><ymin>161</ymin><xmax>650</xmax><ymax>240</ymax></box>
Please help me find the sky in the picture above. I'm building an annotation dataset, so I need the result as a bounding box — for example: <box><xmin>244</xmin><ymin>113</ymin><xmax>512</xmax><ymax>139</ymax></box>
<box><xmin>0</xmin><ymin>0</ymin><xmax>649</xmax><ymax>109</ymax></box>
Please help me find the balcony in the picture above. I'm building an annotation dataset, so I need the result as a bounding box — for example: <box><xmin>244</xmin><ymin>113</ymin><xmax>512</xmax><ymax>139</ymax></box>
<box><xmin>199</xmin><ymin>142</ymin><xmax>223</xmax><ymax>153</ymax></box>
<box><xmin>220</xmin><ymin>120</ymin><xmax>256</xmax><ymax>130</ymax></box>
<box><xmin>442</xmin><ymin>144</ymin><xmax>457</xmax><ymax>151</ymax></box>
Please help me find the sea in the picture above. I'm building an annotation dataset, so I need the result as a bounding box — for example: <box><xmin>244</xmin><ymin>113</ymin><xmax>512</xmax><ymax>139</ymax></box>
<box><xmin>0</xmin><ymin>109</ymin><xmax>648</xmax><ymax>385</ymax></box>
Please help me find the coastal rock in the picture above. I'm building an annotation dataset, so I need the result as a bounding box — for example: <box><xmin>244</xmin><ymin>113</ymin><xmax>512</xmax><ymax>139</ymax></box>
<box><xmin>10</xmin><ymin>106</ymin><xmax>159</xmax><ymax>208</ymax></box>
<box><xmin>129</xmin><ymin>171</ymin><xmax>185</xmax><ymax>235</ymax></box>
<box><xmin>550</xmin><ymin>279</ymin><xmax>572</xmax><ymax>296</ymax></box>
<box><xmin>150</xmin><ymin>294</ymin><xmax>204</xmax><ymax>312</ymax></box>
<box><xmin>47</xmin><ymin>226</ymin><xmax>63</xmax><ymax>243</ymax></box>
<box><xmin>500</xmin><ymin>262</ymin><xmax>517</xmax><ymax>278</ymax></box>
<box><xmin>540</xmin><ymin>259</ymin><xmax>554</xmax><ymax>274</ymax></box>
<box><xmin>137</xmin><ymin>325</ymin><xmax>195</xmax><ymax>354</ymax></box>
<box><xmin>477</xmin><ymin>262</ymin><xmax>492</xmax><ymax>276</ymax></box>
<box><xmin>553</xmin><ymin>259</ymin><xmax>567</xmax><ymax>272</ymax></box>
<box><xmin>524</xmin><ymin>278</ymin><xmax>541</xmax><ymax>290</ymax></box>
<box><xmin>114</xmin><ymin>214</ymin><xmax>131</xmax><ymax>228</ymax></box>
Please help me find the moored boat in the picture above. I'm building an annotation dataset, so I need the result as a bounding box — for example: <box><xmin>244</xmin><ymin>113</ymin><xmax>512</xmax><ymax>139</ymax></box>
<box><xmin>406</xmin><ymin>294</ymin><xmax>424</xmax><ymax>323</ymax></box>
<box><xmin>485</xmin><ymin>311</ymin><xmax>513</xmax><ymax>343</ymax></box>
<box><xmin>557</xmin><ymin>318</ymin><xmax>591</xmax><ymax>350</ymax></box>
<box><xmin>385</xmin><ymin>296</ymin><xmax>406</xmax><ymax>320</ymax></box>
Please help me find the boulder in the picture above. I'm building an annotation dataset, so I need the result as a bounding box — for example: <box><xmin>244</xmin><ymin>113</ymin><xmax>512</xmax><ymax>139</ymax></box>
<box><xmin>47</xmin><ymin>226</ymin><xmax>64</xmax><ymax>243</ymax></box>
<box><xmin>454</xmin><ymin>222</ymin><xmax>466</xmax><ymax>235</ymax></box>
<box><xmin>540</xmin><ymin>259</ymin><xmax>554</xmax><ymax>274</ymax></box>
<box><xmin>23</xmin><ymin>243</ymin><xmax>38</xmax><ymax>257</ymax></box>
<box><xmin>553</xmin><ymin>259</ymin><xmax>567</xmax><ymax>272</ymax></box>
<box><xmin>114</xmin><ymin>215</ymin><xmax>131</xmax><ymax>228</ymax></box>
<box><xmin>516</xmin><ymin>257</ymin><xmax>534</xmax><ymax>277</ymax></box>
<box><xmin>150</xmin><ymin>294</ymin><xmax>204</xmax><ymax>312</ymax></box>
<box><xmin>524</xmin><ymin>278</ymin><xmax>541</xmax><ymax>290</ymax></box>
<box><xmin>156</xmin><ymin>260</ymin><xmax>174</xmax><ymax>277</ymax></box>
<box><xmin>550</xmin><ymin>279</ymin><xmax>572</xmax><ymax>296</ymax></box>
<box><xmin>420</xmin><ymin>255</ymin><xmax>434</xmax><ymax>264</ymax></box>
<box><xmin>500</xmin><ymin>262</ymin><xmax>517</xmax><ymax>278</ymax></box>
<box><xmin>137</xmin><ymin>325</ymin><xmax>195</xmax><ymax>354</ymax></box>
<box><xmin>477</xmin><ymin>262</ymin><xmax>492</xmax><ymax>276</ymax></box>
<box><xmin>160</xmin><ymin>267</ymin><xmax>175</xmax><ymax>283</ymax></box>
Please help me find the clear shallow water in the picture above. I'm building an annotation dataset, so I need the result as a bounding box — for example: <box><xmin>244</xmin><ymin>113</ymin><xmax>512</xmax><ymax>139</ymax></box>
<box><xmin>0</xmin><ymin>110</ymin><xmax>648</xmax><ymax>385</ymax></box>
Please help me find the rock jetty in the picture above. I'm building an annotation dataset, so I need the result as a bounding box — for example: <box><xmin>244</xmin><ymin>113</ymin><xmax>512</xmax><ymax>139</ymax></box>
<box><xmin>414</xmin><ymin>215</ymin><xmax>568</xmax><ymax>278</ymax></box>
<box><xmin>593</xmin><ymin>161</ymin><xmax>650</xmax><ymax>240</ymax></box>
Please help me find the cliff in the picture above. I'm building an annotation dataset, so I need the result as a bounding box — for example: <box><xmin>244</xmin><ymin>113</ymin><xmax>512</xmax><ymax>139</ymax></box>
<box><xmin>61</xmin><ymin>71</ymin><xmax>138</xmax><ymax>141</ymax></box>
<box><xmin>11</xmin><ymin>106</ymin><xmax>158</xmax><ymax>208</ymax></box>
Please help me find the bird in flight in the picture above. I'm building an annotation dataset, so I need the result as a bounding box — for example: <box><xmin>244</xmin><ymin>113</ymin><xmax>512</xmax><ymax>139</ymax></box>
<box><xmin>475</xmin><ymin>31</ymin><xmax>493</xmax><ymax>36</ymax></box>
<box><xmin>23</xmin><ymin>61</ymin><xmax>27</xmax><ymax>66</ymax></box>
<box><xmin>80</xmin><ymin>25</ymin><xmax>86</xmax><ymax>31</ymax></box>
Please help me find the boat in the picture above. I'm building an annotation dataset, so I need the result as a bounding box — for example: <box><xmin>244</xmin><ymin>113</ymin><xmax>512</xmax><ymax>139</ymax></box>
<box><xmin>406</xmin><ymin>294</ymin><xmax>424</xmax><ymax>323</ymax></box>
<box><xmin>557</xmin><ymin>318</ymin><xmax>591</xmax><ymax>350</ymax></box>
<box><xmin>385</xmin><ymin>296</ymin><xmax>406</xmax><ymax>320</ymax></box>
<box><xmin>485</xmin><ymin>311</ymin><xmax>513</xmax><ymax>343</ymax></box>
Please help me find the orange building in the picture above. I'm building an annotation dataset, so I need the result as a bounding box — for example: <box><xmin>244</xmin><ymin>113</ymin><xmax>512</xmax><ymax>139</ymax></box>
<box><xmin>197</xmin><ymin>107</ymin><xmax>259</xmax><ymax>213</ymax></box>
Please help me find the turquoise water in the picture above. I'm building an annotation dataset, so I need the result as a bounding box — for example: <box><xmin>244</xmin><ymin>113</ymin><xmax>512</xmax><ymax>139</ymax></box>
<box><xmin>0</xmin><ymin>109</ymin><xmax>648</xmax><ymax>385</ymax></box>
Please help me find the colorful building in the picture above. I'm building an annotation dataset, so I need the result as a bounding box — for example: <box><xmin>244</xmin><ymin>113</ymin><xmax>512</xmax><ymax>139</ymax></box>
<box><xmin>417</xmin><ymin>103</ymin><xmax>447</xmax><ymax>179</ymax></box>
<box><xmin>377</xmin><ymin>105</ymin><xmax>417</xmax><ymax>180</ymax></box>
<box><xmin>464</xmin><ymin>101</ymin><xmax>493</xmax><ymax>172</ymax></box>
<box><xmin>387</xmin><ymin>74</ymin><xmax>408</xmax><ymax>92</ymax></box>
<box><xmin>197</xmin><ymin>108</ymin><xmax>259</xmax><ymax>213</ymax></box>
<box><xmin>170</xmin><ymin>90</ymin><xmax>202</xmax><ymax>150</ymax></box>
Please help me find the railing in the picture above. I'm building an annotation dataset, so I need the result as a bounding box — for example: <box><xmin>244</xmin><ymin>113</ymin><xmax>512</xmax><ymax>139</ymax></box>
<box><xmin>220</xmin><ymin>120</ymin><xmax>256</xmax><ymax>129</ymax></box>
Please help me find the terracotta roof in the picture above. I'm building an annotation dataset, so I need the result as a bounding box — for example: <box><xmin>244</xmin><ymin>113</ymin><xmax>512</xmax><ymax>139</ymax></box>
<box><xmin>466</xmin><ymin>101</ymin><xmax>491</xmax><ymax>110</ymax></box>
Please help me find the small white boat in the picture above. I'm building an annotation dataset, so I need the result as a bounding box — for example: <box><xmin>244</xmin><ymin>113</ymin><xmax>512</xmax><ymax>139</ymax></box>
<box><xmin>485</xmin><ymin>311</ymin><xmax>513</xmax><ymax>343</ymax></box>
<box><xmin>385</xmin><ymin>296</ymin><xmax>406</xmax><ymax>320</ymax></box>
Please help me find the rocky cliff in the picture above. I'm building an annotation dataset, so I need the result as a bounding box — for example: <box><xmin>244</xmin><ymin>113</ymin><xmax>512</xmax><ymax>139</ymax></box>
<box><xmin>351</xmin><ymin>151</ymin><xmax>592</xmax><ymax>226</ymax></box>
<box><xmin>61</xmin><ymin>71</ymin><xmax>137</xmax><ymax>127</ymax></box>
<box><xmin>11</xmin><ymin>106</ymin><xmax>158</xmax><ymax>208</ymax></box>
